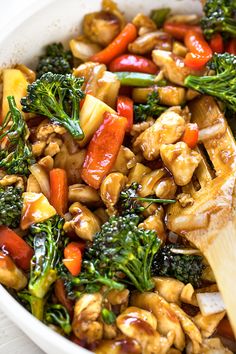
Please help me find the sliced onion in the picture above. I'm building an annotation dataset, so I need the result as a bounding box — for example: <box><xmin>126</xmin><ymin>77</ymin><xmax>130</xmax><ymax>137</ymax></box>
<box><xmin>169</xmin><ymin>213</ymin><xmax>210</xmax><ymax>233</ymax></box>
<box><xmin>70</xmin><ymin>38</ymin><xmax>101</xmax><ymax>62</ymax></box>
<box><xmin>198</xmin><ymin>121</ymin><xmax>226</xmax><ymax>142</ymax></box>
<box><xmin>196</xmin><ymin>292</ymin><xmax>225</xmax><ymax>316</ymax></box>
<box><xmin>29</xmin><ymin>163</ymin><xmax>50</xmax><ymax>200</ymax></box>
<box><xmin>170</xmin><ymin>248</ymin><xmax>201</xmax><ymax>255</ymax></box>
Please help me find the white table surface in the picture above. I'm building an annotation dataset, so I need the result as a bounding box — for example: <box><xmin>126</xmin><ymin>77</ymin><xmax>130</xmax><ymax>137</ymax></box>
<box><xmin>0</xmin><ymin>2</ymin><xmax>45</xmax><ymax>353</ymax></box>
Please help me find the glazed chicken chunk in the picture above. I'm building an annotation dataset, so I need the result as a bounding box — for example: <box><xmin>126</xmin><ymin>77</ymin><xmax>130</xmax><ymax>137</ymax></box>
<box><xmin>160</xmin><ymin>142</ymin><xmax>202</xmax><ymax>186</ymax></box>
<box><xmin>134</xmin><ymin>108</ymin><xmax>186</xmax><ymax>160</ymax></box>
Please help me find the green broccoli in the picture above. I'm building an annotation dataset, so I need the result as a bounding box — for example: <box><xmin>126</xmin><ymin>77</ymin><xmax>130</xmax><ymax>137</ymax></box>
<box><xmin>83</xmin><ymin>214</ymin><xmax>161</xmax><ymax>292</ymax></box>
<box><xmin>36</xmin><ymin>43</ymin><xmax>73</xmax><ymax>78</ymax></box>
<box><xmin>45</xmin><ymin>304</ymin><xmax>72</xmax><ymax>335</ymax></box>
<box><xmin>0</xmin><ymin>96</ymin><xmax>35</xmax><ymax>175</ymax></box>
<box><xmin>201</xmin><ymin>0</ymin><xmax>236</xmax><ymax>39</ymax></box>
<box><xmin>134</xmin><ymin>91</ymin><xmax>167</xmax><ymax>123</ymax></box>
<box><xmin>152</xmin><ymin>244</ymin><xmax>205</xmax><ymax>287</ymax></box>
<box><xmin>28</xmin><ymin>215</ymin><xmax>65</xmax><ymax>299</ymax></box>
<box><xmin>118</xmin><ymin>182</ymin><xmax>176</xmax><ymax>216</ymax></box>
<box><xmin>185</xmin><ymin>53</ymin><xmax>236</xmax><ymax>112</ymax></box>
<box><xmin>21</xmin><ymin>73</ymin><xmax>85</xmax><ymax>139</ymax></box>
<box><xmin>17</xmin><ymin>290</ymin><xmax>45</xmax><ymax>321</ymax></box>
<box><xmin>150</xmin><ymin>8</ymin><xmax>170</xmax><ymax>28</ymax></box>
<box><xmin>0</xmin><ymin>186</ymin><xmax>22</xmax><ymax>228</ymax></box>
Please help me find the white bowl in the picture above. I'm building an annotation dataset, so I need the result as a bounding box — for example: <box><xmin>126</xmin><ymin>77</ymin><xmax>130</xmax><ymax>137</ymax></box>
<box><xmin>0</xmin><ymin>0</ymin><xmax>202</xmax><ymax>353</ymax></box>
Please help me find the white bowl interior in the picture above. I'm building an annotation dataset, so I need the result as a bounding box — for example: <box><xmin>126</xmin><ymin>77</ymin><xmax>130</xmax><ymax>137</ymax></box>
<box><xmin>0</xmin><ymin>0</ymin><xmax>202</xmax><ymax>353</ymax></box>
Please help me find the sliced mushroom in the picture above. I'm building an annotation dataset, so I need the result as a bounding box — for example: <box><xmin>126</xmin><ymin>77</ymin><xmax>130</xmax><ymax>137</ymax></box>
<box><xmin>139</xmin><ymin>208</ymin><xmax>166</xmax><ymax>242</ymax></box>
<box><xmin>112</xmin><ymin>146</ymin><xmax>137</xmax><ymax>175</ymax></box>
<box><xmin>69</xmin><ymin>184</ymin><xmax>101</xmax><ymax>206</ymax></box>
<box><xmin>155</xmin><ymin>177</ymin><xmax>177</xmax><ymax>200</ymax></box>
<box><xmin>153</xmin><ymin>277</ymin><xmax>185</xmax><ymax>304</ymax></box>
<box><xmin>139</xmin><ymin>169</ymin><xmax>167</xmax><ymax>197</ymax></box>
<box><xmin>131</xmin><ymin>292</ymin><xmax>185</xmax><ymax>350</ymax></box>
<box><xmin>64</xmin><ymin>202</ymin><xmax>101</xmax><ymax>241</ymax></box>
<box><xmin>129</xmin><ymin>31</ymin><xmax>171</xmax><ymax>55</ymax></box>
<box><xmin>100</xmin><ymin>172</ymin><xmax>127</xmax><ymax>210</ymax></box>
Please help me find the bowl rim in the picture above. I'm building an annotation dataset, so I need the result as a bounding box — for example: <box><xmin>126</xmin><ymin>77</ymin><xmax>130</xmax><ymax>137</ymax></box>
<box><xmin>0</xmin><ymin>284</ymin><xmax>91</xmax><ymax>353</ymax></box>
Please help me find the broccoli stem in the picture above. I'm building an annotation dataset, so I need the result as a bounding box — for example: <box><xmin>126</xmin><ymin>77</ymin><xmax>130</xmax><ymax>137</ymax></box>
<box><xmin>114</xmin><ymin>72</ymin><xmax>167</xmax><ymax>87</ymax></box>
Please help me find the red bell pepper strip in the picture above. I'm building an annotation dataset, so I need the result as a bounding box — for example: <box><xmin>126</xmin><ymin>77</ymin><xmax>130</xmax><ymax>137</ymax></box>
<box><xmin>0</xmin><ymin>226</ymin><xmax>33</xmax><ymax>270</ymax></box>
<box><xmin>184</xmin><ymin>31</ymin><xmax>212</xmax><ymax>69</ymax></box>
<box><xmin>90</xmin><ymin>23</ymin><xmax>137</xmax><ymax>64</ymax></box>
<box><xmin>163</xmin><ymin>22</ymin><xmax>202</xmax><ymax>40</ymax></box>
<box><xmin>63</xmin><ymin>242</ymin><xmax>83</xmax><ymax>277</ymax></box>
<box><xmin>54</xmin><ymin>279</ymin><xmax>73</xmax><ymax>317</ymax></box>
<box><xmin>209</xmin><ymin>33</ymin><xmax>224</xmax><ymax>53</ymax></box>
<box><xmin>226</xmin><ymin>38</ymin><xmax>236</xmax><ymax>55</ymax></box>
<box><xmin>117</xmin><ymin>96</ymin><xmax>134</xmax><ymax>132</ymax></box>
<box><xmin>109</xmin><ymin>54</ymin><xmax>158</xmax><ymax>74</ymax></box>
<box><xmin>182</xmin><ymin>123</ymin><xmax>199</xmax><ymax>149</ymax></box>
<box><xmin>81</xmin><ymin>112</ymin><xmax>127</xmax><ymax>189</ymax></box>
<box><xmin>49</xmin><ymin>168</ymin><xmax>68</xmax><ymax>217</ymax></box>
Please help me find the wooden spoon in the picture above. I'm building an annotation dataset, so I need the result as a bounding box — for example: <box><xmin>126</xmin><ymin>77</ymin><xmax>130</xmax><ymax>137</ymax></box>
<box><xmin>167</xmin><ymin>96</ymin><xmax>236</xmax><ymax>336</ymax></box>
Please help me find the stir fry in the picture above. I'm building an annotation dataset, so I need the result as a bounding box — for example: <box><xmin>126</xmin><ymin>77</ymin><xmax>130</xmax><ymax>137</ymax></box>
<box><xmin>0</xmin><ymin>0</ymin><xmax>236</xmax><ymax>353</ymax></box>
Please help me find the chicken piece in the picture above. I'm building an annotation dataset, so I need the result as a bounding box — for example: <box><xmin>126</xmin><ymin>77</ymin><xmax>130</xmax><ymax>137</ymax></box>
<box><xmin>131</xmin><ymin>292</ymin><xmax>185</xmax><ymax>350</ymax></box>
<box><xmin>107</xmin><ymin>289</ymin><xmax>130</xmax><ymax>306</ymax></box>
<box><xmin>155</xmin><ymin>177</ymin><xmax>177</xmax><ymax>200</ymax></box>
<box><xmin>130</xmin><ymin>119</ymin><xmax>155</xmax><ymax>139</ymax></box>
<box><xmin>72</xmin><ymin>293</ymin><xmax>103</xmax><ymax>343</ymax></box>
<box><xmin>117</xmin><ymin>307</ymin><xmax>174</xmax><ymax>354</ymax></box>
<box><xmin>172</xmin><ymin>41</ymin><xmax>188</xmax><ymax>57</ymax></box>
<box><xmin>103</xmin><ymin>323</ymin><xmax>118</xmax><ymax>339</ymax></box>
<box><xmin>167</xmin><ymin>349</ymin><xmax>182</xmax><ymax>354</ymax></box>
<box><xmin>0</xmin><ymin>251</ymin><xmax>27</xmax><ymax>290</ymax></box>
<box><xmin>83</xmin><ymin>0</ymin><xmax>125</xmax><ymax>47</ymax></box>
<box><xmin>112</xmin><ymin>146</ymin><xmax>137</xmax><ymax>175</ymax></box>
<box><xmin>176</xmin><ymin>193</ymin><xmax>194</xmax><ymax>207</ymax></box>
<box><xmin>73</xmin><ymin>62</ymin><xmax>106</xmax><ymax>94</ymax></box>
<box><xmin>37</xmin><ymin>155</ymin><xmax>54</xmax><ymax>172</ymax></box>
<box><xmin>170</xmin><ymin>303</ymin><xmax>202</xmax><ymax>353</ymax></box>
<box><xmin>69</xmin><ymin>184</ymin><xmax>101</xmax><ymax>206</ymax></box>
<box><xmin>0</xmin><ymin>174</ymin><xmax>24</xmax><ymax>189</ymax></box>
<box><xmin>94</xmin><ymin>208</ymin><xmax>109</xmax><ymax>224</ymax></box>
<box><xmin>139</xmin><ymin>208</ymin><xmax>166</xmax><ymax>242</ymax></box>
<box><xmin>160</xmin><ymin>142</ymin><xmax>202</xmax><ymax>186</ymax></box>
<box><xmin>100</xmin><ymin>172</ymin><xmax>127</xmax><ymax>211</ymax></box>
<box><xmin>152</xmin><ymin>50</ymin><xmax>204</xmax><ymax>86</ymax></box>
<box><xmin>64</xmin><ymin>202</ymin><xmax>101</xmax><ymax>241</ymax></box>
<box><xmin>193</xmin><ymin>311</ymin><xmax>225</xmax><ymax>338</ymax></box>
<box><xmin>54</xmin><ymin>145</ymin><xmax>86</xmax><ymax>184</ymax></box>
<box><xmin>129</xmin><ymin>31</ymin><xmax>171</xmax><ymax>55</ymax></box>
<box><xmin>153</xmin><ymin>277</ymin><xmax>185</xmax><ymax>304</ymax></box>
<box><xmin>134</xmin><ymin>109</ymin><xmax>186</xmax><ymax>160</ymax></box>
<box><xmin>95</xmin><ymin>338</ymin><xmax>142</xmax><ymax>354</ymax></box>
<box><xmin>186</xmin><ymin>337</ymin><xmax>233</xmax><ymax>354</ymax></box>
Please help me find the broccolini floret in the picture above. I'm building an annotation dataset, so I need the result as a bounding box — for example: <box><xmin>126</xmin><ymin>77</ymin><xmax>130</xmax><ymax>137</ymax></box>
<box><xmin>0</xmin><ymin>186</ymin><xmax>22</xmax><ymax>228</ymax></box>
<box><xmin>201</xmin><ymin>0</ymin><xmax>236</xmax><ymax>39</ymax></box>
<box><xmin>21</xmin><ymin>73</ymin><xmax>85</xmax><ymax>139</ymax></box>
<box><xmin>28</xmin><ymin>215</ymin><xmax>65</xmax><ymax>299</ymax></box>
<box><xmin>0</xmin><ymin>96</ymin><xmax>35</xmax><ymax>175</ymax></box>
<box><xmin>45</xmin><ymin>304</ymin><xmax>72</xmax><ymax>335</ymax></box>
<box><xmin>36</xmin><ymin>43</ymin><xmax>73</xmax><ymax>78</ymax></box>
<box><xmin>84</xmin><ymin>214</ymin><xmax>161</xmax><ymax>292</ymax></box>
<box><xmin>185</xmin><ymin>53</ymin><xmax>236</xmax><ymax>112</ymax></box>
<box><xmin>152</xmin><ymin>244</ymin><xmax>205</xmax><ymax>287</ymax></box>
<box><xmin>134</xmin><ymin>91</ymin><xmax>167</xmax><ymax>123</ymax></box>
<box><xmin>118</xmin><ymin>182</ymin><xmax>175</xmax><ymax>216</ymax></box>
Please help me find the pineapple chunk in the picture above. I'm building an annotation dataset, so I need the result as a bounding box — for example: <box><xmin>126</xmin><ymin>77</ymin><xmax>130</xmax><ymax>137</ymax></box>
<box><xmin>21</xmin><ymin>192</ymin><xmax>56</xmax><ymax>230</ymax></box>
<box><xmin>2</xmin><ymin>69</ymin><xmax>28</xmax><ymax>119</ymax></box>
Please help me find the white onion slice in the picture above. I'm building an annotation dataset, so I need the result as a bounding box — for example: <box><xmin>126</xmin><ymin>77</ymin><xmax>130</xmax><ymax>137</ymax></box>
<box><xmin>198</xmin><ymin>121</ymin><xmax>226</xmax><ymax>141</ymax></box>
<box><xmin>196</xmin><ymin>292</ymin><xmax>225</xmax><ymax>316</ymax></box>
<box><xmin>29</xmin><ymin>164</ymin><xmax>50</xmax><ymax>200</ymax></box>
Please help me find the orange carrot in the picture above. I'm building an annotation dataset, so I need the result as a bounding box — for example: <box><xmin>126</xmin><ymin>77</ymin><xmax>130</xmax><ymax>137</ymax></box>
<box><xmin>182</xmin><ymin>123</ymin><xmax>199</xmax><ymax>148</ymax></box>
<box><xmin>49</xmin><ymin>168</ymin><xmax>68</xmax><ymax>217</ymax></box>
<box><xmin>81</xmin><ymin>112</ymin><xmax>127</xmax><ymax>189</ymax></box>
<box><xmin>90</xmin><ymin>23</ymin><xmax>137</xmax><ymax>64</ymax></box>
<box><xmin>63</xmin><ymin>242</ymin><xmax>83</xmax><ymax>276</ymax></box>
